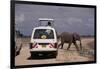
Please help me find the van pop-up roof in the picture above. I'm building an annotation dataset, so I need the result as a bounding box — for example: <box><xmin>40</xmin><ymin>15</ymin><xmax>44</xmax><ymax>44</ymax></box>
<box><xmin>38</xmin><ymin>18</ymin><xmax>54</xmax><ymax>21</ymax></box>
<box><xmin>38</xmin><ymin>18</ymin><xmax>54</xmax><ymax>27</ymax></box>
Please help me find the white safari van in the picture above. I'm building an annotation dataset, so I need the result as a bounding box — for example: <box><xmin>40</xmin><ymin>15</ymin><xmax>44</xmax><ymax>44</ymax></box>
<box><xmin>30</xmin><ymin>18</ymin><xmax>58</xmax><ymax>58</ymax></box>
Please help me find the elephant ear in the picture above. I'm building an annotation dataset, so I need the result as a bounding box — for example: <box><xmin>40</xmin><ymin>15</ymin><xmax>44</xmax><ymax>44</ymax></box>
<box><xmin>73</xmin><ymin>32</ymin><xmax>81</xmax><ymax>40</ymax></box>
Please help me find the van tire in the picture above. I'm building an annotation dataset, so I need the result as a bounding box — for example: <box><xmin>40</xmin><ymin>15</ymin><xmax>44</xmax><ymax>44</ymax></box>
<box><xmin>51</xmin><ymin>51</ymin><xmax>57</xmax><ymax>58</ymax></box>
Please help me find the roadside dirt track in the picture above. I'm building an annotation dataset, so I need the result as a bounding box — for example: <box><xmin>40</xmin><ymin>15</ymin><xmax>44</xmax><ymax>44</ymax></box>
<box><xmin>15</xmin><ymin>37</ymin><xmax>95</xmax><ymax>66</ymax></box>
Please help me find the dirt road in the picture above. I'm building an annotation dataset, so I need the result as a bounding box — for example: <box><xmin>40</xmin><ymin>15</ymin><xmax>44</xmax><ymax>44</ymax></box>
<box><xmin>15</xmin><ymin>37</ymin><xmax>95</xmax><ymax>66</ymax></box>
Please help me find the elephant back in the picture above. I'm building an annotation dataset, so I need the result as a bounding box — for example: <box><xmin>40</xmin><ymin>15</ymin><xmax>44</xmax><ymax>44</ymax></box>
<box><xmin>60</xmin><ymin>32</ymin><xmax>73</xmax><ymax>42</ymax></box>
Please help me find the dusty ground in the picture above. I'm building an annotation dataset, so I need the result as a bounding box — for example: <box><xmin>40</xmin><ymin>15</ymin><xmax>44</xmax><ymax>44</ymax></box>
<box><xmin>15</xmin><ymin>37</ymin><xmax>95</xmax><ymax>66</ymax></box>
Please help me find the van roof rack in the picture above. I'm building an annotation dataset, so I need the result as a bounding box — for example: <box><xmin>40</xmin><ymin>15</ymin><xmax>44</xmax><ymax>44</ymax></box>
<box><xmin>38</xmin><ymin>18</ymin><xmax>54</xmax><ymax>21</ymax></box>
<box><xmin>38</xmin><ymin>18</ymin><xmax>54</xmax><ymax>27</ymax></box>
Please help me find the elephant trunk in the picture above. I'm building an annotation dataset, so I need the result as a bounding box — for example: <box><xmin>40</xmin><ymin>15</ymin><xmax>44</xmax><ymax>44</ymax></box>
<box><xmin>80</xmin><ymin>39</ymin><xmax>82</xmax><ymax>50</ymax></box>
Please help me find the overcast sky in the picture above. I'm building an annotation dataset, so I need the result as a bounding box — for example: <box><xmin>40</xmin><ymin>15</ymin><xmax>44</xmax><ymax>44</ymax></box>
<box><xmin>15</xmin><ymin>4</ymin><xmax>95</xmax><ymax>36</ymax></box>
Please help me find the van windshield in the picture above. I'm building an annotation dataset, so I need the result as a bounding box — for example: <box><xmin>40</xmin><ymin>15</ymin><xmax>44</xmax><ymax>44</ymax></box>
<box><xmin>33</xmin><ymin>29</ymin><xmax>54</xmax><ymax>39</ymax></box>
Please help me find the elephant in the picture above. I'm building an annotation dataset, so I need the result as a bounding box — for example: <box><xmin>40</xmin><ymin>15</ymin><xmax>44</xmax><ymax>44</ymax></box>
<box><xmin>58</xmin><ymin>32</ymin><xmax>82</xmax><ymax>51</ymax></box>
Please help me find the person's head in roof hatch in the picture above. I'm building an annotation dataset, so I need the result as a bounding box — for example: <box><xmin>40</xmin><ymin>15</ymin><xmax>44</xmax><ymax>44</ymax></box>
<box><xmin>47</xmin><ymin>21</ymin><xmax>51</xmax><ymax>26</ymax></box>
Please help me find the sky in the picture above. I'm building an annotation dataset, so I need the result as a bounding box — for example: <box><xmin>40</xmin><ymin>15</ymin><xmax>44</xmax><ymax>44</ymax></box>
<box><xmin>15</xmin><ymin>4</ymin><xmax>95</xmax><ymax>36</ymax></box>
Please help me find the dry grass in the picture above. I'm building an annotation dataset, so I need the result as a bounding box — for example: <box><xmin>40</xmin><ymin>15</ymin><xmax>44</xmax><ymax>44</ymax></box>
<box><xmin>15</xmin><ymin>37</ymin><xmax>95</xmax><ymax>65</ymax></box>
<box><xmin>78</xmin><ymin>39</ymin><xmax>95</xmax><ymax>61</ymax></box>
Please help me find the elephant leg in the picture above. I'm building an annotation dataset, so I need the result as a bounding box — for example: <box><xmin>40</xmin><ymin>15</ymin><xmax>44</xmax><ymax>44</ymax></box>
<box><xmin>58</xmin><ymin>43</ymin><xmax>63</xmax><ymax>49</ymax></box>
<box><xmin>61</xmin><ymin>43</ymin><xmax>64</xmax><ymax>49</ymax></box>
<box><xmin>67</xmin><ymin>42</ymin><xmax>72</xmax><ymax>50</ymax></box>
<box><xmin>73</xmin><ymin>41</ymin><xmax>79</xmax><ymax>51</ymax></box>
<box><xmin>58</xmin><ymin>43</ymin><xmax>61</xmax><ymax>48</ymax></box>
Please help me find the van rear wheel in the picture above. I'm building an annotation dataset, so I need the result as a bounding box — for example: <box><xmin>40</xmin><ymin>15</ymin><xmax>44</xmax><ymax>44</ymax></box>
<box><xmin>49</xmin><ymin>51</ymin><xmax>57</xmax><ymax>58</ymax></box>
<box><xmin>54</xmin><ymin>51</ymin><xmax>57</xmax><ymax>58</ymax></box>
<box><xmin>30</xmin><ymin>52</ymin><xmax>37</xmax><ymax>58</ymax></box>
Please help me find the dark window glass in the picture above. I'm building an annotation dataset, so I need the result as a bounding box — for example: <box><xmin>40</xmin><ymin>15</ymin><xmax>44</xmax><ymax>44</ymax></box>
<box><xmin>33</xmin><ymin>29</ymin><xmax>54</xmax><ymax>39</ymax></box>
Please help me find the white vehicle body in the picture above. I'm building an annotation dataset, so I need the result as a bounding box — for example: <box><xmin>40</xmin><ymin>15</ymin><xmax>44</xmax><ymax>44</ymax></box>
<box><xmin>30</xmin><ymin>26</ymin><xmax>57</xmax><ymax>52</ymax></box>
<box><xmin>30</xmin><ymin>18</ymin><xmax>58</xmax><ymax>58</ymax></box>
